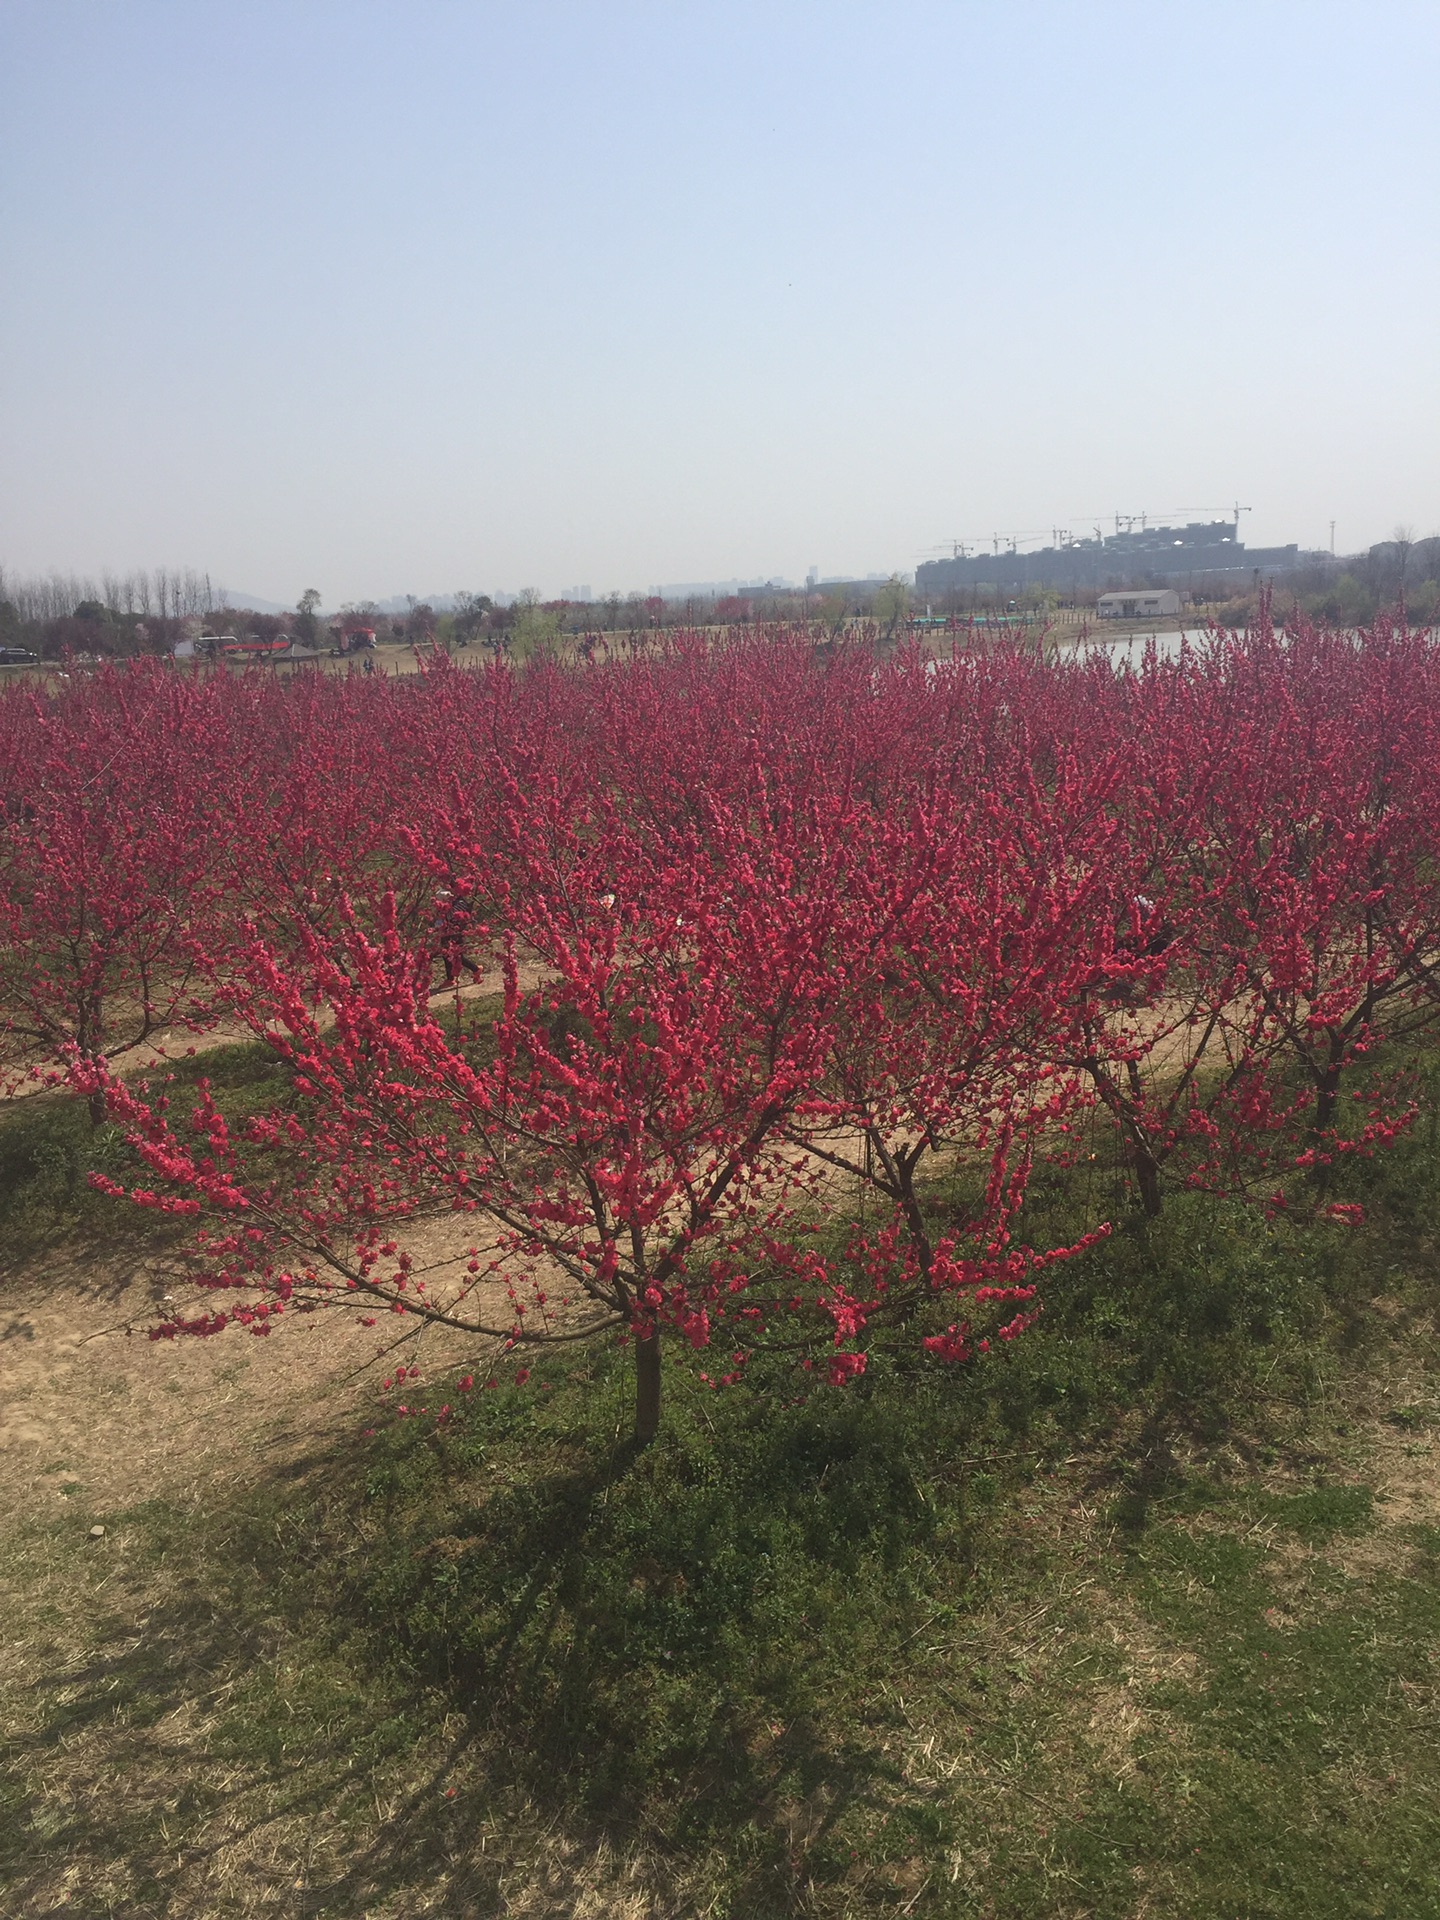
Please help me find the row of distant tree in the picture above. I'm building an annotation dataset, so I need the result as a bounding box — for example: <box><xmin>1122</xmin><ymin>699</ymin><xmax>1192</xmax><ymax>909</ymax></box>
<box><xmin>2</xmin><ymin>536</ymin><xmax>1436</xmax><ymax>661</ymax></box>
<box><xmin>1286</xmin><ymin>532</ymin><xmax>1440</xmax><ymax>628</ymax></box>
<box><xmin>1155</xmin><ymin>533</ymin><xmax>1440</xmax><ymax>631</ymax></box>
<box><xmin>0</xmin><ymin>573</ymin><xmax>880</xmax><ymax>662</ymax></box>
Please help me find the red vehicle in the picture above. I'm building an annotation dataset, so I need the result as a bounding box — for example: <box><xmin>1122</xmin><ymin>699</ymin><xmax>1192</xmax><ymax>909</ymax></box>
<box><xmin>217</xmin><ymin>634</ymin><xmax>292</xmax><ymax>659</ymax></box>
<box><xmin>332</xmin><ymin>626</ymin><xmax>377</xmax><ymax>656</ymax></box>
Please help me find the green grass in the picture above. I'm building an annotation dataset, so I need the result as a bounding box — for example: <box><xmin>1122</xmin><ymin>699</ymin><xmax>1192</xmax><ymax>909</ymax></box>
<box><xmin>2</xmin><ymin>1041</ymin><xmax>1439</xmax><ymax>1914</ymax></box>
<box><xmin>4</xmin><ymin>1286</ymin><xmax>1439</xmax><ymax>1915</ymax></box>
<box><xmin>0</xmin><ymin>1095</ymin><xmax>145</xmax><ymax>1252</ymax></box>
<box><xmin>0</xmin><ymin>1036</ymin><xmax>295</xmax><ymax>1255</ymax></box>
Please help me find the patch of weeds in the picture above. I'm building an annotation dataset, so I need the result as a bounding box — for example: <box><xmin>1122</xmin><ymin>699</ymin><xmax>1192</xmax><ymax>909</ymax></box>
<box><xmin>0</xmin><ymin>1039</ymin><xmax>301</xmax><ymax>1259</ymax></box>
<box><xmin>1086</xmin><ymin>1502</ymin><xmax>1440</xmax><ymax>1918</ymax></box>
<box><xmin>1386</xmin><ymin>1404</ymin><xmax>1430</xmax><ymax>1432</ymax></box>
<box><xmin>0</xmin><ymin>1098</ymin><xmax>144</xmax><ymax>1252</ymax></box>
<box><xmin>160</xmin><ymin>1034</ymin><xmax>290</xmax><ymax>1095</ymax></box>
<box><xmin>351</xmin><ymin>1351</ymin><xmax>961</xmax><ymax>1844</ymax></box>
<box><xmin>1254</xmin><ymin>1482</ymin><xmax>1375</xmax><ymax>1543</ymax></box>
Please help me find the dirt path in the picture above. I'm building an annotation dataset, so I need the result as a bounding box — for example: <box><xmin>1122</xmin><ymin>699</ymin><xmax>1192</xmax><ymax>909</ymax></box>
<box><xmin>0</xmin><ymin>1244</ymin><xmax>486</xmax><ymax>1528</ymax></box>
<box><xmin>0</xmin><ymin>957</ymin><xmax>559</xmax><ymax>1107</ymax></box>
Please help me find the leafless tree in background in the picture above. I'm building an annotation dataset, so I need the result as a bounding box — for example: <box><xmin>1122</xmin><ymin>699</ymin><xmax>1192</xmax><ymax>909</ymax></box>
<box><xmin>0</xmin><ymin>565</ymin><xmax>219</xmax><ymax>625</ymax></box>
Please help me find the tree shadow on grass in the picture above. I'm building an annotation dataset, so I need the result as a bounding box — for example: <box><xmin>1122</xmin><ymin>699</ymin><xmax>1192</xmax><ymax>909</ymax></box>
<box><xmin>4</xmin><ymin>1391</ymin><xmax>941</xmax><ymax>1916</ymax></box>
<box><xmin>325</xmin><ymin>1400</ymin><xmax>935</xmax><ymax>1908</ymax></box>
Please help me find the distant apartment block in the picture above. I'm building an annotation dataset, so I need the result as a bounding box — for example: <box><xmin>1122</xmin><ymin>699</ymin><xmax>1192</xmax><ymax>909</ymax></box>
<box><xmin>916</xmin><ymin>520</ymin><xmax>1320</xmax><ymax>596</ymax></box>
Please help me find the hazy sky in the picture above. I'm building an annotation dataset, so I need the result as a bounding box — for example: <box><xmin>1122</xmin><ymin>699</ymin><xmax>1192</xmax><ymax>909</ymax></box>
<box><xmin>2</xmin><ymin>1</ymin><xmax>1437</xmax><ymax>603</ymax></box>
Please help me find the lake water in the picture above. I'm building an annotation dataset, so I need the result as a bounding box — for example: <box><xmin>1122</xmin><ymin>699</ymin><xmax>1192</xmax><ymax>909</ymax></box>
<box><xmin>1067</xmin><ymin>628</ymin><xmax>1207</xmax><ymax>666</ymax></box>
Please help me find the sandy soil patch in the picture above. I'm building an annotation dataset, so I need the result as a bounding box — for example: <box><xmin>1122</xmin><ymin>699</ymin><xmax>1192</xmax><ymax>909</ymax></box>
<box><xmin>0</xmin><ymin>1244</ymin><xmax>489</xmax><ymax>1531</ymax></box>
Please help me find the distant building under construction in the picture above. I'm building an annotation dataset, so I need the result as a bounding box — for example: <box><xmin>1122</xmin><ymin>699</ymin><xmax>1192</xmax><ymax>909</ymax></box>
<box><xmin>916</xmin><ymin>519</ymin><xmax>1320</xmax><ymax>597</ymax></box>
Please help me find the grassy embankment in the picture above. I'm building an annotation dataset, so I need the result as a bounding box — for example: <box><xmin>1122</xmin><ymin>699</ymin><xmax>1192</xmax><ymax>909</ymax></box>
<box><xmin>1</xmin><ymin>1033</ymin><xmax>1438</xmax><ymax>1917</ymax></box>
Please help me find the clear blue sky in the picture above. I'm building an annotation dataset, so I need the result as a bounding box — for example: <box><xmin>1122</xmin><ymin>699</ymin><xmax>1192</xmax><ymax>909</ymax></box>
<box><xmin>2</xmin><ymin>0</ymin><xmax>1436</xmax><ymax>603</ymax></box>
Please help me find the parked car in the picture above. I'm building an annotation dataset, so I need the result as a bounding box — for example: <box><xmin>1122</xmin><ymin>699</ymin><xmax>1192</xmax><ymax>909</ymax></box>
<box><xmin>0</xmin><ymin>646</ymin><xmax>38</xmax><ymax>665</ymax></box>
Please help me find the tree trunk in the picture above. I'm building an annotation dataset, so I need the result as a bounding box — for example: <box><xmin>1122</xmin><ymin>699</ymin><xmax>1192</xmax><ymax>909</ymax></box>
<box><xmin>891</xmin><ymin>1163</ymin><xmax>933</xmax><ymax>1323</ymax></box>
<box><xmin>1124</xmin><ymin>1060</ymin><xmax>1163</xmax><ymax>1217</ymax></box>
<box><xmin>1127</xmin><ymin>1130</ymin><xmax>1163</xmax><ymax>1217</ymax></box>
<box><xmin>1086</xmin><ymin>1055</ymin><xmax>1163</xmax><ymax>1217</ymax></box>
<box><xmin>1314</xmin><ymin>1064</ymin><xmax>1341</xmax><ymax>1137</ymax></box>
<box><xmin>634</xmin><ymin>1331</ymin><xmax>662</xmax><ymax>1445</ymax></box>
<box><xmin>79</xmin><ymin>1001</ymin><xmax>107</xmax><ymax>1127</ymax></box>
<box><xmin>1311</xmin><ymin>1055</ymin><xmax>1343</xmax><ymax>1190</ymax></box>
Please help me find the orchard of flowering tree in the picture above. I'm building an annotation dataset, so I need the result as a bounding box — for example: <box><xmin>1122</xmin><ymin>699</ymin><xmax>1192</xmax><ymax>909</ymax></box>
<box><xmin>3</xmin><ymin>613</ymin><xmax>1437</xmax><ymax>1442</ymax></box>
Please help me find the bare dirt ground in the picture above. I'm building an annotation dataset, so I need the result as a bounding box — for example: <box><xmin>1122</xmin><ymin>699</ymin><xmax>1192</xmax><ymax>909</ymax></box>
<box><xmin>0</xmin><ymin>1247</ymin><xmax>424</xmax><ymax>1524</ymax></box>
<box><xmin>0</xmin><ymin>1242</ymin><xmax>657</xmax><ymax>1919</ymax></box>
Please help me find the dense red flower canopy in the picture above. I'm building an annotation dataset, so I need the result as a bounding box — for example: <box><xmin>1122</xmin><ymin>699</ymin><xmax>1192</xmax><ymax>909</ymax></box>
<box><xmin>4</xmin><ymin>613</ymin><xmax>1432</xmax><ymax>1435</ymax></box>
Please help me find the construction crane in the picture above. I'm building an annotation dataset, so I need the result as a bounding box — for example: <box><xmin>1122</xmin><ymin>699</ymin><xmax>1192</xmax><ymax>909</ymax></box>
<box><xmin>1171</xmin><ymin>504</ymin><xmax>1253</xmax><ymax>531</ymax></box>
<box><xmin>965</xmin><ymin>528</ymin><xmax>1054</xmax><ymax>556</ymax></box>
<box><xmin>923</xmin><ymin>504</ymin><xmax>1254</xmax><ymax>563</ymax></box>
<box><xmin>921</xmin><ymin>529</ymin><xmax>1052</xmax><ymax>560</ymax></box>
